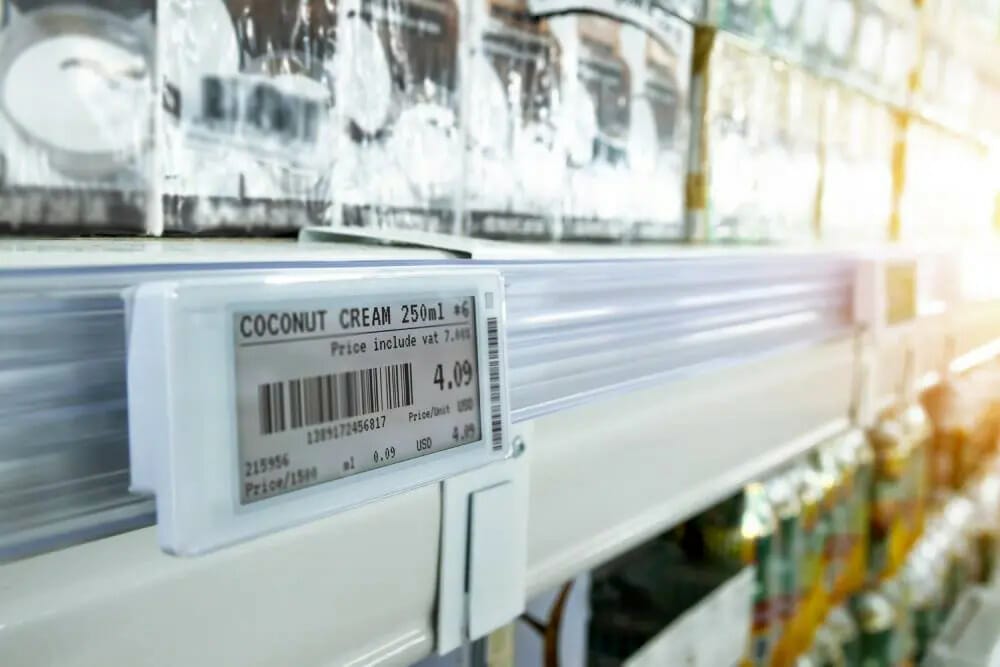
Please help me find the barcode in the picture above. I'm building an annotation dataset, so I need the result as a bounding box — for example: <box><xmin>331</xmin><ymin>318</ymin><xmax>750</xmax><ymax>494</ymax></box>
<box><xmin>258</xmin><ymin>363</ymin><xmax>414</xmax><ymax>435</ymax></box>
<box><xmin>487</xmin><ymin>317</ymin><xmax>503</xmax><ymax>451</ymax></box>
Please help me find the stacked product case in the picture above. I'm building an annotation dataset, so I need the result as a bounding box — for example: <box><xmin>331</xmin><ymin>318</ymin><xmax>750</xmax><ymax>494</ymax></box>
<box><xmin>157</xmin><ymin>0</ymin><xmax>692</xmax><ymax>241</ymax></box>
<box><xmin>0</xmin><ymin>0</ymin><xmax>997</xmax><ymax>247</ymax></box>
<box><xmin>160</xmin><ymin>0</ymin><xmax>462</xmax><ymax>235</ymax></box>
<box><xmin>0</xmin><ymin>0</ymin><xmax>156</xmax><ymax>233</ymax></box>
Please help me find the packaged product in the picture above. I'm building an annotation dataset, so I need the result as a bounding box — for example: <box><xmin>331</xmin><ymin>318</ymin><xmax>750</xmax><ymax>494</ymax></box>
<box><xmin>621</xmin><ymin>15</ymin><xmax>693</xmax><ymax>242</ymax></box>
<box><xmin>161</xmin><ymin>0</ymin><xmax>462</xmax><ymax>234</ymax></box>
<box><xmin>548</xmin><ymin>13</ymin><xmax>632</xmax><ymax>241</ymax></box>
<box><xmin>160</xmin><ymin>0</ymin><xmax>334</xmax><ymax>233</ymax></box>
<box><xmin>879</xmin><ymin>576</ymin><xmax>916</xmax><ymax>664</ymax></box>
<box><xmin>818</xmin><ymin>86</ymin><xmax>893</xmax><ymax>243</ymax></box>
<box><xmin>760</xmin><ymin>0</ymin><xmax>802</xmax><ymax>57</ymax></box>
<box><xmin>332</xmin><ymin>0</ymin><xmax>462</xmax><ymax>233</ymax></box>
<box><xmin>851</xmin><ymin>0</ymin><xmax>885</xmax><ymax>91</ymax></box>
<box><xmin>463</xmin><ymin>0</ymin><xmax>563</xmax><ymax>240</ymax></box>
<box><xmin>826</xmin><ymin>604</ymin><xmax>861</xmax><ymax>664</ymax></box>
<box><xmin>0</xmin><ymin>0</ymin><xmax>155</xmax><ymax>233</ymax></box>
<box><xmin>879</xmin><ymin>0</ymin><xmax>918</xmax><ymax>105</ymax></box>
<box><xmin>793</xmin><ymin>462</ymin><xmax>826</xmax><ymax>654</ymax></box>
<box><xmin>867</xmin><ymin>416</ymin><xmax>908</xmax><ymax>583</ymax></box>
<box><xmin>708</xmin><ymin>0</ymin><xmax>761</xmax><ymax>38</ymax></box>
<box><xmin>766</xmin><ymin>470</ymin><xmax>805</xmax><ymax>665</ymax></box>
<box><xmin>757</xmin><ymin>61</ymin><xmax>821</xmax><ymax>242</ymax></box>
<box><xmin>904</xmin><ymin>553</ymin><xmax>944</xmax><ymax>664</ymax></box>
<box><xmin>840</xmin><ymin>430</ymin><xmax>875</xmax><ymax>594</ymax></box>
<box><xmin>797</xmin><ymin>0</ymin><xmax>828</xmax><ymax>68</ymax></box>
<box><xmin>898</xmin><ymin>121</ymin><xmax>992</xmax><ymax>242</ymax></box>
<box><xmin>822</xmin><ymin>0</ymin><xmax>857</xmax><ymax>75</ymax></box>
<box><xmin>852</xmin><ymin>588</ymin><xmax>897</xmax><ymax>665</ymax></box>
<box><xmin>687</xmin><ymin>29</ymin><xmax>767</xmax><ymax>242</ymax></box>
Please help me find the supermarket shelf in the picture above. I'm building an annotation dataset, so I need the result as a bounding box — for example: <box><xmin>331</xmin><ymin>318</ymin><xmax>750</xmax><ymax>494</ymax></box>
<box><xmin>525</xmin><ymin>337</ymin><xmax>855</xmax><ymax>595</ymax></box>
<box><xmin>0</xmin><ymin>335</ymin><xmax>857</xmax><ymax>667</ymax></box>
<box><xmin>3</xmin><ymin>240</ymin><xmax>1000</xmax><ymax>666</ymax></box>
<box><xmin>0</xmin><ymin>239</ymin><xmax>856</xmax><ymax>562</ymax></box>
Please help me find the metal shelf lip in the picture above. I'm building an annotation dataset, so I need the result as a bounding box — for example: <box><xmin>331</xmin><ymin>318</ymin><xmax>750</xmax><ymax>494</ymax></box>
<box><xmin>0</xmin><ymin>245</ymin><xmax>857</xmax><ymax>562</ymax></box>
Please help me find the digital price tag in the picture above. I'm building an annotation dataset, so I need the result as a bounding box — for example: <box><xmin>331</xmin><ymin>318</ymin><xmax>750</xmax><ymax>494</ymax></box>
<box><xmin>126</xmin><ymin>269</ymin><xmax>509</xmax><ymax>555</ymax></box>
<box><xmin>234</xmin><ymin>294</ymin><xmax>501</xmax><ymax>504</ymax></box>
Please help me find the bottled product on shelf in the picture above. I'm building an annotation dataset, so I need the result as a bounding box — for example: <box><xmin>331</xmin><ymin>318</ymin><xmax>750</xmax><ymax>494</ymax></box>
<box><xmin>485</xmin><ymin>361</ymin><xmax>1000</xmax><ymax>667</ymax></box>
<box><xmin>853</xmin><ymin>587</ymin><xmax>897</xmax><ymax>664</ymax></box>
<box><xmin>767</xmin><ymin>471</ymin><xmax>805</xmax><ymax>666</ymax></box>
<box><xmin>700</xmin><ymin>482</ymin><xmax>780</xmax><ymax>665</ymax></box>
<box><xmin>698</xmin><ymin>364</ymin><xmax>1000</xmax><ymax>667</ymax></box>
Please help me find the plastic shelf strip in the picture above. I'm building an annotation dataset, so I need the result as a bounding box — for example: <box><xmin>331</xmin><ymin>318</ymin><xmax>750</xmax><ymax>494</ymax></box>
<box><xmin>0</xmin><ymin>252</ymin><xmax>856</xmax><ymax>561</ymax></box>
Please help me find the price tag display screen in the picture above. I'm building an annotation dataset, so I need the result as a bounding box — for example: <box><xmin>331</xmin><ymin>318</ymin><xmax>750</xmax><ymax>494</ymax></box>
<box><xmin>233</xmin><ymin>295</ymin><xmax>497</xmax><ymax>504</ymax></box>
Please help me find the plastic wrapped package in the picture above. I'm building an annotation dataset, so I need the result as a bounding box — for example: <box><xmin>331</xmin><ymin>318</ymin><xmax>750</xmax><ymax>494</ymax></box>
<box><xmin>915</xmin><ymin>5</ymin><xmax>982</xmax><ymax>135</ymax></box>
<box><xmin>334</xmin><ymin>0</ymin><xmax>461</xmax><ymax>232</ymax></box>
<box><xmin>816</xmin><ymin>87</ymin><xmax>854</xmax><ymax>242</ymax></box>
<box><xmin>916</xmin><ymin>35</ymin><xmax>945</xmax><ymax>117</ymax></box>
<box><xmin>160</xmin><ymin>0</ymin><xmax>461</xmax><ymax>235</ymax></box>
<box><xmin>753</xmin><ymin>59</ymin><xmax>788</xmax><ymax>242</ymax></box>
<box><xmin>879</xmin><ymin>0</ymin><xmax>918</xmax><ymax>106</ymax></box>
<box><xmin>898</xmin><ymin>121</ymin><xmax>993</xmax><ymax>243</ymax></box>
<box><xmin>622</xmin><ymin>15</ymin><xmax>692</xmax><ymax>242</ymax></box>
<box><xmin>821</xmin><ymin>0</ymin><xmax>857</xmax><ymax>76</ymax></box>
<box><xmin>855</xmin><ymin>98</ymin><xmax>894</xmax><ymax>242</ymax></box>
<box><xmin>505</xmin><ymin>6</ymin><xmax>692</xmax><ymax>244</ymax></box>
<box><xmin>547</xmin><ymin>13</ymin><xmax>631</xmax><ymax>241</ymax></box>
<box><xmin>687</xmin><ymin>30</ymin><xmax>767</xmax><ymax>242</ymax></box>
<box><xmin>0</xmin><ymin>0</ymin><xmax>155</xmax><ymax>233</ymax></box>
<box><xmin>797</xmin><ymin>0</ymin><xmax>828</xmax><ymax>69</ymax></box>
<box><xmin>160</xmin><ymin>0</ymin><xmax>335</xmax><ymax>233</ymax></box>
<box><xmin>818</xmin><ymin>86</ymin><xmax>892</xmax><ymax>243</ymax></box>
<box><xmin>850</xmin><ymin>0</ymin><xmax>885</xmax><ymax>92</ymax></box>
<box><xmin>707</xmin><ymin>0</ymin><xmax>761</xmax><ymax>38</ymax></box>
<box><xmin>760</xmin><ymin>0</ymin><xmax>803</xmax><ymax>58</ymax></box>
<box><xmin>757</xmin><ymin>61</ymin><xmax>821</xmax><ymax>243</ymax></box>
<box><xmin>938</xmin><ymin>52</ymin><xmax>978</xmax><ymax>133</ymax></box>
<box><xmin>462</xmin><ymin>0</ymin><xmax>562</xmax><ymax>240</ymax></box>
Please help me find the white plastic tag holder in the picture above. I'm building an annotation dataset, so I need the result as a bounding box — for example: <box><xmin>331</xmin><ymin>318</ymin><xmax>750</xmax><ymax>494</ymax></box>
<box><xmin>124</xmin><ymin>267</ymin><xmax>510</xmax><ymax>556</ymax></box>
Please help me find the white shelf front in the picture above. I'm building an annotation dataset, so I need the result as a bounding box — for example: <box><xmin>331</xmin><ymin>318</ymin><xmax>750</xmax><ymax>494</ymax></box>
<box><xmin>0</xmin><ymin>335</ymin><xmax>856</xmax><ymax>667</ymax></box>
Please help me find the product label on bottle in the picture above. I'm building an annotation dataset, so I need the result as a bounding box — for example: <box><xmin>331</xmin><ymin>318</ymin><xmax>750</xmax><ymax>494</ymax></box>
<box><xmin>232</xmin><ymin>294</ymin><xmax>502</xmax><ymax>504</ymax></box>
